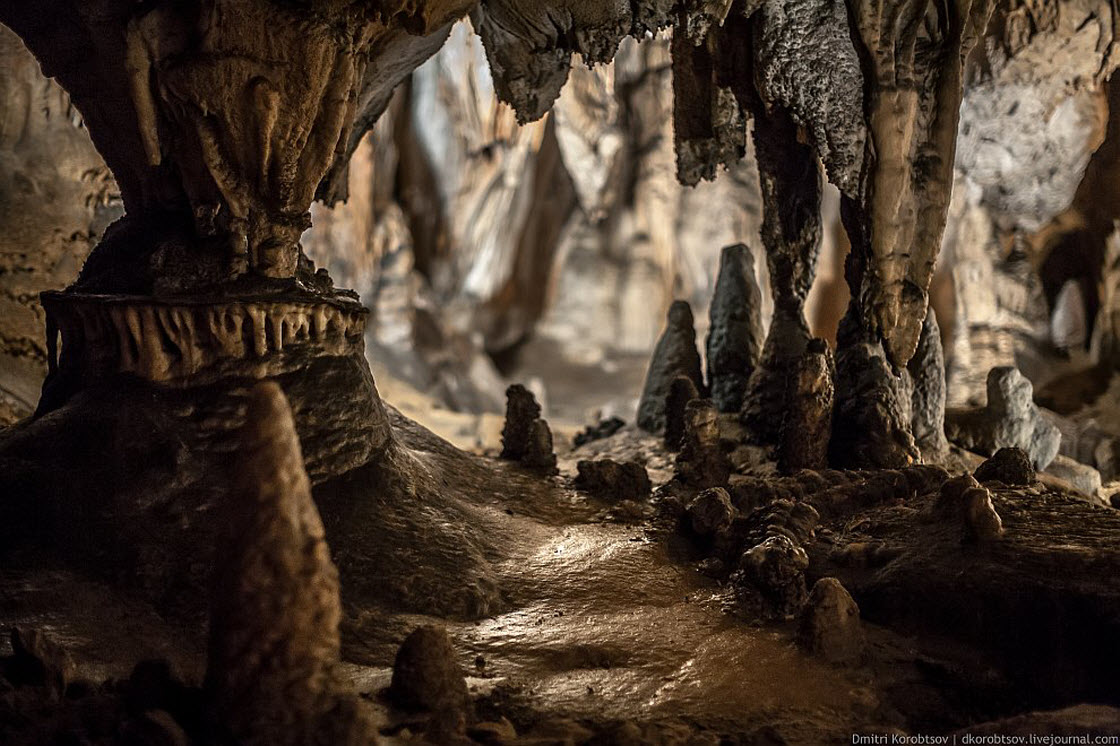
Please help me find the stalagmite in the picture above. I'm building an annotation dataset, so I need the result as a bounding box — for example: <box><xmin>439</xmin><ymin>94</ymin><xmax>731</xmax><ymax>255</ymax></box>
<box><xmin>500</xmin><ymin>384</ymin><xmax>558</xmax><ymax>475</ymax></box>
<box><xmin>206</xmin><ymin>382</ymin><xmax>375</xmax><ymax>746</ymax></box>
<box><xmin>945</xmin><ymin>367</ymin><xmax>1061</xmax><ymax>470</ymax></box>
<box><xmin>664</xmin><ymin>375</ymin><xmax>702</xmax><ymax>451</ymax></box>
<box><xmin>675</xmin><ymin>399</ymin><xmax>731</xmax><ymax>490</ymax></box>
<box><xmin>796</xmin><ymin>578</ymin><xmax>864</xmax><ymax>665</ymax></box>
<box><xmin>908</xmin><ymin>309</ymin><xmax>950</xmax><ymax>460</ymax></box>
<box><xmin>637</xmin><ymin>301</ymin><xmax>705</xmax><ymax>433</ymax></box>
<box><xmin>707</xmin><ymin>244</ymin><xmax>764</xmax><ymax>414</ymax></box>
<box><xmin>779</xmin><ymin>338</ymin><xmax>835</xmax><ymax>473</ymax></box>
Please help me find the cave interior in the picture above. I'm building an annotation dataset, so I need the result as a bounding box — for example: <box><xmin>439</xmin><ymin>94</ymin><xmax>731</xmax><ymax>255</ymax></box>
<box><xmin>3</xmin><ymin>0</ymin><xmax>1120</xmax><ymax>744</ymax></box>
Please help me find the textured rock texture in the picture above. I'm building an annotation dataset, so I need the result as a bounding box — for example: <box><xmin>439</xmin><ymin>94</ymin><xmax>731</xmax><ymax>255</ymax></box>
<box><xmin>206</xmin><ymin>382</ymin><xmax>375</xmax><ymax>746</ymax></box>
<box><xmin>500</xmin><ymin>384</ymin><xmax>558</xmax><ymax>474</ymax></box>
<box><xmin>675</xmin><ymin>399</ymin><xmax>731</xmax><ymax>490</ymax></box>
<box><xmin>706</xmin><ymin>244</ymin><xmax>764</xmax><ymax>413</ymax></box>
<box><xmin>907</xmin><ymin>308</ymin><xmax>949</xmax><ymax>459</ymax></box>
<box><xmin>974</xmin><ymin>447</ymin><xmax>1036</xmax><ymax>486</ymax></box>
<box><xmin>664</xmin><ymin>375</ymin><xmax>702</xmax><ymax>451</ymax></box>
<box><xmin>796</xmin><ymin>578</ymin><xmax>864</xmax><ymax>664</ymax></box>
<box><xmin>778</xmin><ymin>338</ymin><xmax>834</xmax><ymax>473</ymax></box>
<box><xmin>637</xmin><ymin>301</ymin><xmax>705</xmax><ymax>433</ymax></box>
<box><xmin>946</xmin><ymin>367</ymin><xmax>1062</xmax><ymax>470</ymax></box>
<box><xmin>388</xmin><ymin>626</ymin><xmax>470</xmax><ymax>714</ymax></box>
<box><xmin>574</xmin><ymin>459</ymin><xmax>652</xmax><ymax>501</ymax></box>
<box><xmin>0</xmin><ymin>27</ymin><xmax>119</xmax><ymax>423</ymax></box>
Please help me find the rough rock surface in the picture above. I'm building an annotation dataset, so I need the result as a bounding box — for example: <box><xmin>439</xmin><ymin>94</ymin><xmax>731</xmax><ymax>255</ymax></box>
<box><xmin>1044</xmin><ymin>454</ymin><xmax>1103</xmax><ymax>498</ymax></box>
<box><xmin>954</xmin><ymin>705</ymin><xmax>1120</xmax><ymax>738</ymax></box>
<box><xmin>779</xmin><ymin>338</ymin><xmax>834</xmax><ymax>473</ymax></box>
<box><xmin>832</xmin><ymin>313</ymin><xmax>920</xmax><ymax>469</ymax></box>
<box><xmin>2</xmin><ymin>628</ymin><xmax>74</xmax><ymax>695</ymax></box>
<box><xmin>686</xmin><ymin>487</ymin><xmax>736</xmax><ymax>537</ymax></box>
<box><xmin>388</xmin><ymin>625</ymin><xmax>470</xmax><ymax>714</ymax></box>
<box><xmin>675</xmin><ymin>399</ymin><xmax>731</xmax><ymax>490</ymax></box>
<box><xmin>740</xmin><ymin>104</ymin><xmax>821</xmax><ymax>447</ymax></box>
<box><xmin>907</xmin><ymin>308</ymin><xmax>949</xmax><ymax>459</ymax></box>
<box><xmin>974</xmin><ymin>447</ymin><xmax>1036</xmax><ymax>486</ymax></box>
<box><xmin>706</xmin><ymin>244</ymin><xmax>764</xmax><ymax>413</ymax></box>
<box><xmin>945</xmin><ymin>367</ymin><xmax>1062</xmax><ymax>470</ymax></box>
<box><xmin>796</xmin><ymin>578</ymin><xmax>864</xmax><ymax>664</ymax></box>
<box><xmin>500</xmin><ymin>384</ymin><xmax>558</xmax><ymax>475</ymax></box>
<box><xmin>637</xmin><ymin>301</ymin><xmax>705</xmax><ymax>433</ymax></box>
<box><xmin>935</xmin><ymin>475</ymin><xmax>1004</xmax><ymax>543</ymax></box>
<box><xmin>0</xmin><ymin>27</ymin><xmax>119</xmax><ymax>423</ymax></box>
<box><xmin>206</xmin><ymin>382</ymin><xmax>375</xmax><ymax>746</ymax></box>
<box><xmin>664</xmin><ymin>375</ymin><xmax>701</xmax><ymax>452</ymax></box>
<box><xmin>574</xmin><ymin>459</ymin><xmax>652</xmax><ymax>502</ymax></box>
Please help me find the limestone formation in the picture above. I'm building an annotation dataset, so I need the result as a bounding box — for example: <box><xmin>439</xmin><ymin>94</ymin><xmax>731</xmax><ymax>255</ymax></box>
<box><xmin>388</xmin><ymin>626</ymin><xmax>470</xmax><ymax>714</ymax></box>
<box><xmin>206</xmin><ymin>382</ymin><xmax>374</xmax><ymax>746</ymax></box>
<box><xmin>686</xmin><ymin>487</ymin><xmax>736</xmax><ymax>537</ymax></box>
<box><xmin>739</xmin><ymin>106</ymin><xmax>821</xmax><ymax>447</ymax></box>
<box><xmin>779</xmin><ymin>338</ymin><xmax>834</xmax><ymax>473</ymax></box>
<box><xmin>908</xmin><ymin>308</ymin><xmax>949</xmax><ymax>459</ymax></box>
<box><xmin>1045</xmin><ymin>455</ymin><xmax>1103</xmax><ymax>498</ymax></box>
<box><xmin>935</xmin><ymin>475</ymin><xmax>1004</xmax><ymax>542</ymax></box>
<box><xmin>831</xmin><ymin>313</ymin><xmax>920</xmax><ymax>469</ymax></box>
<box><xmin>736</xmin><ymin>535</ymin><xmax>810</xmax><ymax>619</ymax></box>
<box><xmin>500</xmin><ymin>384</ymin><xmax>558</xmax><ymax>475</ymax></box>
<box><xmin>675</xmin><ymin>399</ymin><xmax>731</xmax><ymax>490</ymax></box>
<box><xmin>637</xmin><ymin>301</ymin><xmax>705</xmax><ymax>433</ymax></box>
<box><xmin>974</xmin><ymin>448</ymin><xmax>1036</xmax><ymax>486</ymax></box>
<box><xmin>945</xmin><ymin>367</ymin><xmax>1061</xmax><ymax>470</ymax></box>
<box><xmin>664</xmin><ymin>375</ymin><xmax>701</xmax><ymax>452</ymax></box>
<box><xmin>574</xmin><ymin>460</ymin><xmax>652</xmax><ymax>502</ymax></box>
<box><xmin>796</xmin><ymin>578</ymin><xmax>864</xmax><ymax>664</ymax></box>
<box><xmin>706</xmin><ymin>244</ymin><xmax>764</xmax><ymax>413</ymax></box>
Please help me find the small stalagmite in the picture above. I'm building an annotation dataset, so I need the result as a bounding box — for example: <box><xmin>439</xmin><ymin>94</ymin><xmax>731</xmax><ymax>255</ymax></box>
<box><xmin>908</xmin><ymin>309</ymin><xmax>949</xmax><ymax>460</ymax></box>
<box><xmin>206</xmin><ymin>382</ymin><xmax>375</xmax><ymax>746</ymax></box>
<box><xmin>637</xmin><ymin>301</ymin><xmax>705</xmax><ymax>433</ymax></box>
<box><xmin>796</xmin><ymin>578</ymin><xmax>864</xmax><ymax>664</ymax></box>
<box><xmin>706</xmin><ymin>244</ymin><xmax>764</xmax><ymax>413</ymax></box>
<box><xmin>779</xmin><ymin>338</ymin><xmax>835</xmax><ymax>473</ymax></box>
<box><xmin>389</xmin><ymin>626</ymin><xmax>470</xmax><ymax>714</ymax></box>
<box><xmin>675</xmin><ymin>399</ymin><xmax>731</xmax><ymax>490</ymax></box>
<box><xmin>935</xmin><ymin>474</ymin><xmax>1004</xmax><ymax>543</ymax></box>
<box><xmin>945</xmin><ymin>367</ymin><xmax>1061</xmax><ymax>470</ymax></box>
<box><xmin>500</xmin><ymin>384</ymin><xmax>558</xmax><ymax>475</ymax></box>
<box><xmin>664</xmin><ymin>375</ymin><xmax>701</xmax><ymax>451</ymax></box>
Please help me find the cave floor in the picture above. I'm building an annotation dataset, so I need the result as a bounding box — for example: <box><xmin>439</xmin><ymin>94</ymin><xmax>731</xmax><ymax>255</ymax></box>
<box><xmin>0</xmin><ymin>412</ymin><xmax>1026</xmax><ymax>745</ymax></box>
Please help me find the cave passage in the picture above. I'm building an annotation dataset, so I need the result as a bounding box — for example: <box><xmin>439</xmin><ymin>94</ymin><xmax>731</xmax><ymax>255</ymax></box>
<box><xmin>2</xmin><ymin>1</ymin><xmax>1120</xmax><ymax>745</ymax></box>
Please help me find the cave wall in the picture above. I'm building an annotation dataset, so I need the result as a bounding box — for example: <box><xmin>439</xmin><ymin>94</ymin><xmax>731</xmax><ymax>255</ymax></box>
<box><xmin>0</xmin><ymin>26</ymin><xmax>120</xmax><ymax>424</ymax></box>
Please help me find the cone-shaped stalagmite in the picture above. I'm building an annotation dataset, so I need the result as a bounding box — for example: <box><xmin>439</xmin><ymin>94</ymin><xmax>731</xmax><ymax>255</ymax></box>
<box><xmin>706</xmin><ymin>244</ymin><xmax>764</xmax><ymax>413</ymax></box>
<box><xmin>637</xmin><ymin>301</ymin><xmax>705</xmax><ymax>433</ymax></box>
<box><xmin>206</xmin><ymin>382</ymin><xmax>374</xmax><ymax>746</ymax></box>
<box><xmin>908</xmin><ymin>308</ymin><xmax>949</xmax><ymax>459</ymax></box>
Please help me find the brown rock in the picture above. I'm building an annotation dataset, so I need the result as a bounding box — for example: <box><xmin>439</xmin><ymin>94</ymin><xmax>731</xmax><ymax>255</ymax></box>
<box><xmin>974</xmin><ymin>447</ymin><xmax>1036</xmax><ymax>485</ymax></box>
<box><xmin>500</xmin><ymin>384</ymin><xmax>558</xmax><ymax>475</ymax></box>
<box><xmin>686</xmin><ymin>487</ymin><xmax>736</xmax><ymax>536</ymax></box>
<box><xmin>664</xmin><ymin>375</ymin><xmax>701</xmax><ymax>451</ymax></box>
<box><xmin>796</xmin><ymin>578</ymin><xmax>864</xmax><ymax>664</ymax></box>
<box><xmin>574</xmin><ymin>460</ymin><xmax>652</xmax><ymax>501</ymax></box>
<box><xmin>675</xmin><ymin>399</ymin><xmax>731</xmax><ymax>489</ymax></box>
<box><xmin>637</xmin><ymin>301</ymin><xmax>705</xmax><ymax>433</ymax></box>
<box><xmin>388</xmin><ymin>626</ymin><xmax>470</xmax><ymax>714</ymax></box>
<box><xmin>779</xmin><ymin>338</ymin><xmax>834</xmax><ymax>473</ymax></box>
<box><xmin>205</xmin><ymin>382</ymin><xmax>374</xmax><ymax>746</ymax></box>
